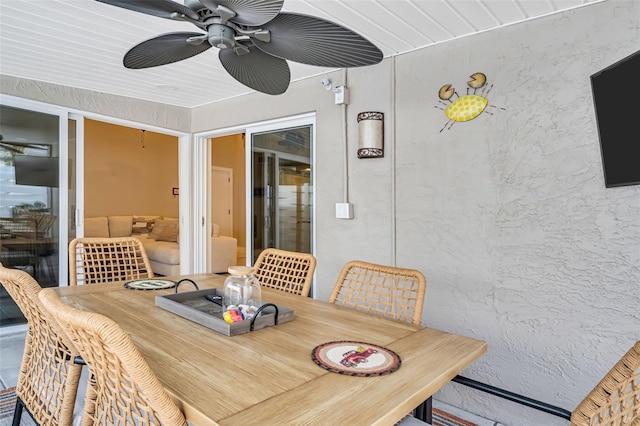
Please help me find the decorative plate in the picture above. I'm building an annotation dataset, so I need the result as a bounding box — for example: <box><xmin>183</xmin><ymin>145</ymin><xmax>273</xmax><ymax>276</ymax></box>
<box><xmin>124</xmin><ymin>279</ymin><xmax>176</xmax><ymax>290</ymax></box>
<box><xmin>311</xmin><ymin>341</ymin><xmax>401</xmax><ymax>377</ymax></box>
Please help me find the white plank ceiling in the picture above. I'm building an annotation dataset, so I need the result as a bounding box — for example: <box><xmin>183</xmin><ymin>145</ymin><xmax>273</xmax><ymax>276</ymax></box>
<box><xmin>0</xmin><ymin>0</ymin><xmax>603</xmax><ymax>108</ymax></box>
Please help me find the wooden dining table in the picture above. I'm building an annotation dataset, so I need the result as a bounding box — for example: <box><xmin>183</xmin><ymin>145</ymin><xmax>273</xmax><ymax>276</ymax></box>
<box><xmin>54</xmin><ymin>273</ymin><xmax>487</xmax><ymax>426</ymax></box>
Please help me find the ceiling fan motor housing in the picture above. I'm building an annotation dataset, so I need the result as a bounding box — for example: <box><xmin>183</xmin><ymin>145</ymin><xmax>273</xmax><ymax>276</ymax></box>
<box><xmin>208</xmin><ymin>23</ymin><xmax>235</xmax><ymax>49</ymax></box>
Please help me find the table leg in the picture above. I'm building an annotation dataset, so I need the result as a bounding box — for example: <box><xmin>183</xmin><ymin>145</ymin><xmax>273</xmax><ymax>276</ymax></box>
<box><xmin>413</xmin><ymin>397</ymin><xmax>432</xmax><ymax>423</ymax></box>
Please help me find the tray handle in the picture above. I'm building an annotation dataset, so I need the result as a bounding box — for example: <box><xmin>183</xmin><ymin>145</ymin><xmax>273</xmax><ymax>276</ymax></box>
<box><xmin>175</xmin><ymin>278</ymin><xmax>199</xmax><ymax>293</ymax></box>
<box><xmin>250</xmin><ymin>303</ymin><xmax>279</xmax><ymax>331</ymax></box>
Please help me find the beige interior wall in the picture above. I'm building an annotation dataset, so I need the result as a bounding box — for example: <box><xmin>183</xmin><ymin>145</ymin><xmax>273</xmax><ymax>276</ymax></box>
<box><xmin>84</xmin><ymin>119</ymin><xmax>179</xmax><ymax>218</ymax></box>
<box><xmin>211</xmin><ymin>134</ymin><xmax>245</xmax><ymax>246</ymax></box>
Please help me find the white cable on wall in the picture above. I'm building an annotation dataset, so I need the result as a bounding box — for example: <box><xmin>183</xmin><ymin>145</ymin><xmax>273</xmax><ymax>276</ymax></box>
<box><xmin>391</xmin><ymin>56</ymin><xmax>397</xmax><ymax>266</ymax></box>
<box><xmin>342</xmin><ymin>68</ymin><xmax>349</xmax><ymax>203</ymax></box>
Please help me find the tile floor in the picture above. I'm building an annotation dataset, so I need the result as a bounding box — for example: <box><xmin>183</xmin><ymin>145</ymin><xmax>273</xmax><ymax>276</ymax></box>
<box><xmin>0</xmin><ymin>330</ymin><xmax>25</xmax><ymax>390</ymax></box>
<box><xmin>0</xmin><ymin>329</ymin><xmax>501</xmax><ymax>425</ymax></box>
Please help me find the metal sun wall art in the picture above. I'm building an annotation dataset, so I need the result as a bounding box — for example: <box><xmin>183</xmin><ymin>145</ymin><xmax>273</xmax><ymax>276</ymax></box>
<box><xmin>435</xmin><ymin>72</ymin><xmax>505</xmax><ymax>132</ymax></box>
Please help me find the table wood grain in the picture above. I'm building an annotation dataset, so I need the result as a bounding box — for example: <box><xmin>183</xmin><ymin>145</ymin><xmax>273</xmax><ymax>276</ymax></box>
<box><xmin>55</xmin><ymin>273</ymin><xmax>487</xmax><ymax>426</ymax></box>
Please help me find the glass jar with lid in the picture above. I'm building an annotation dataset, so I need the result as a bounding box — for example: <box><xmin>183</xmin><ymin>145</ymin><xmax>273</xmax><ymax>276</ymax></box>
<box><xmin>223</xmin><ymin>266</ymin><xmax>262</xmax><ymax>320</ymax></box>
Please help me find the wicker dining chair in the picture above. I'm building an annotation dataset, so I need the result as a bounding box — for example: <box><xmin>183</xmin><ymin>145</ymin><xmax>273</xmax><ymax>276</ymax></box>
<box><xmin>253</xmin><ymin>248</ymin><xmax>317</xmax><ymax>297</ymax></box>
<box><xmin>571</xmin><ymin>340</ymin><xmax>640</xmax><ymax>425</ymax></box>
<box><xmin>38</xmin><ymin>287</ymin><xmax>188</xmax><ymax>426</ymax></box>
<box><xmin>329</xmin><ymin>260</ymin><xmax>427</xmax><ymax>326</ymax></box>
<box><xmin>69</xmin><ymin>236</ymin><xmax>154</xmax><ymax>285</ymax></box>
<box><xmin>0</xmin><ymin>217</ymin><xmax>40</xmax><ymax>278</ymax></box>
<box><xmin>0</xmin><ymin>263</ymin><xmax>85</xmax><ymax>426</ymax></box>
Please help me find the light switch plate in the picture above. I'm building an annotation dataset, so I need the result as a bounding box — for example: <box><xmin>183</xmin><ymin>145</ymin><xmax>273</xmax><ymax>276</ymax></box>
<box><xmin>336</xmin><ymin>202</ymin><xmax>353</xmax><ymax>219</ymax></box>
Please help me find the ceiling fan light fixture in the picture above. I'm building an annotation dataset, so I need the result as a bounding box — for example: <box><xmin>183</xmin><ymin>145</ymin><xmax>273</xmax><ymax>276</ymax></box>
<box><xmin>208</xmin><ymin>24</ymin><xmax>236</xmax><ymax>49</ymax></box>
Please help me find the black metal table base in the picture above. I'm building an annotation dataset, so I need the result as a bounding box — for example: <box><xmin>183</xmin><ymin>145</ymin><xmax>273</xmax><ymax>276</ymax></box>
<box><xmin>413</xmin><ymin>396</ymin><xmax>432</xmax><ymax>423</ymax></box>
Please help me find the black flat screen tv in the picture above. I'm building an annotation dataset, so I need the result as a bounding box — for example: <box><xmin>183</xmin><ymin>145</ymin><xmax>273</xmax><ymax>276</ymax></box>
<box><xmin>590</xmin><ymin>50</ymin><xmax>640</xmax><ymax>188</ymax></box>
<box><xmin>14</xmin><ymin>155</ymin><xmax>59</xmax><ymax>188</ymax></box>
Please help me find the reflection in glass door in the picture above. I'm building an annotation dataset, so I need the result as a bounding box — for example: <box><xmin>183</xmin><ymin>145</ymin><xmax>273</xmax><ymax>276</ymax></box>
<box><xmin>253</xmin><ymin>152</ymin><xmax>276</xmax><ymax>252</ymax></box>
<box><xmin>251</xmin><ymin>125</ymin><xmax>313</xmax><ymax>264</ymax></box>
<box><xmin>0</xmin><ymin>105</ymin><xmax>64</xmax><ymax>327</ymax></box>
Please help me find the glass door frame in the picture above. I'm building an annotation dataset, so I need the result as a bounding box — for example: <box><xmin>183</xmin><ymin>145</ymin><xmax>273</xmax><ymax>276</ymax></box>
<box><xmin>192</xmin><ymin>113</ymin><xmax>316</xmax><ymax>285</ymax></box>
<box><xmin>0</xmin><ymin>95</ymin><xmax>70</xmax><ymax>335</ymax></box>
<box><xmin>0</xmin><ymin>95</ymin><xmax>192</xmax><ymax>336</ymax></box>
<box><xmin>251</xmin><ymin>147</ymin><xmax>313</xmax><ymax>259</ymax></box>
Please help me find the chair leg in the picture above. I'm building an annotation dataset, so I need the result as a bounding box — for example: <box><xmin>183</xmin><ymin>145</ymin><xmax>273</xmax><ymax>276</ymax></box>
<box><xmin>412</xmin><ymin>396</ymin><xmax>433</xmax><ymax>423</ymax></box>
<box><xmin>12</xmin><ymin>397</ymin><xmax>24</xmax><ymax>426</ymax></box>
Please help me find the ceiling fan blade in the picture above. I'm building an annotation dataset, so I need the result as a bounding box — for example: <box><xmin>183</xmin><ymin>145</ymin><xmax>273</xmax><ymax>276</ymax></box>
<box><xmin>252</xmin><ymin>13</ymin><xmax>383</xmax><ymax>68</ymax></box>
<box><xmin>0</xmin><ymin>141</ymin><xmax>48</xmax><ymax>150</ymax></box>
<box><xmin>251</xmin><ymin>13</ymin><xmax>382</xmax><ymax>68</ymax></box>
<box><xmin>95</xmin><ymin>0</ymin><xmax>199</xmax><ymax>21</ymax></box>
<box><xmin>0</xmin><ymin>143</ymin><xmax>23</xmax><ymax>154</ymax></box>
<box><xmin>124</xmin><ymin>33</ymin><xmax>212</xmax><ymax>69</ymax></box>
<box><xmin>197</xmin><ymin>0</ymin><xmax>283</xmax><ymax>26</ymax></box>
<box><xmin>219</xmin><ymin>45</ymin><xmax>289</xmax><ymax>95</ymax></box>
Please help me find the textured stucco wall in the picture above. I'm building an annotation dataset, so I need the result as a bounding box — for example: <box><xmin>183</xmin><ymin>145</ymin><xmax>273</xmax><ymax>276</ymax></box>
<box><xmin>394</xmin><ymin>2</ymin><xmax>639</xmax><ymax>424</ymax></box>
<box><xmin>191</xmin><ymin>67</ymin><xmax>396</xmax><ymax>293</ymax></box>
<box><xmin>2</xmin><ymin>1</ymin><xmax>638</xmax><ymax>424</ymax></box>
<box><xmin>0</xmin><ymin>75</ymin><xmax>190</xmax><ymax>131</ymax></box>
<box><xmin>192</xmin><ymin>2</ymin><xmax>640</xmax><ymax>424</ymax></box>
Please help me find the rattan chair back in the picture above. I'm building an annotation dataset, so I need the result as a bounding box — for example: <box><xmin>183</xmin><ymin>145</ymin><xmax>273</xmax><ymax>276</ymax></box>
<box><xmin>571</xmin><ymin>340</ymin><xmax>640</xmax><ymax>425</ymax></box>
<box><xmin>69</xmin><ymin>237</ymin><xmax>154</xmax><ymax>285</ymax></box>
<box><xmin>0</xmin><ymin>263</ymin><xmax>83</xmax><ymax>425</ymax></box>
<box><xmin>329</xmin><ymin>260</ymin><xmax>427</xmax><ymax>325</ymax></box>
<box><xmin>253</xmin><ymin>248</ymin><xmax>317</xmax><ymax>297</ymax></box>
<box><xmin>39</xmin><ymin>287</ymin><xmax>188</xmax><ymax>426</ymax></box>
<box><xmin>0</xmin><ymin>217</ymin><xmax>39</xmax><ymax>275</ymax></box>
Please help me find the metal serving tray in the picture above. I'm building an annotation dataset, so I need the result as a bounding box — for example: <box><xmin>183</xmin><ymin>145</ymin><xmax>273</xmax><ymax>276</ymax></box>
<box><xmin>155</xmin><ymin>288</ymin><xmax>294</xmax><ymax>336</ymax></box>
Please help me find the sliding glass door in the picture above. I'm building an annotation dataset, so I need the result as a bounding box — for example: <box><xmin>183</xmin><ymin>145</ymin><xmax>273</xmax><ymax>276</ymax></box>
<box><xmin>0</xmin><ymin>100</ymin><xmax>74</xmax><ymax>331</ymax></box>
<box><xmin>249</xmin><ymin>124</ymin><xmax>313</xmax><ymax>264</ymax></box>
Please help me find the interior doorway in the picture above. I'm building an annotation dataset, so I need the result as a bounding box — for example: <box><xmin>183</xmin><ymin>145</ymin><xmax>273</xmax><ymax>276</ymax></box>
<box><xmin>211</xmin><ymin>166</ymin><xmax>233</xmax><ymax>237</ymax></box>
<box><xmin>198</xmin><ymin>113</ymin><xmax>315</xmax><ymax>277</ymax></box>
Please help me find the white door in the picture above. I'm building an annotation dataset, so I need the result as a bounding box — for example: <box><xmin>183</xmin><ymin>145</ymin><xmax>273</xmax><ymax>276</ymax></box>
<box><xmin>211</xmin><ymin>166</ymin><xmax>233</xmax><ymax>236</ymax></box>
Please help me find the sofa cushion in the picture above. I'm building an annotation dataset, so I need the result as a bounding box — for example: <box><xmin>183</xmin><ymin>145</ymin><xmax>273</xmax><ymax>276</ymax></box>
<box><xmin>108</xmin><ymin>216</ymin><xmax>133</xmax><ymax>237</ymax></box>
<box><xmin>84</xmin><ymin>217</ymin><xmax>109</xmax><ymax>237</ymax></box>
<box><xmin>139</xmin><ymin>238</ymin><xmax>180</xmax><ymax>265</ymax></box>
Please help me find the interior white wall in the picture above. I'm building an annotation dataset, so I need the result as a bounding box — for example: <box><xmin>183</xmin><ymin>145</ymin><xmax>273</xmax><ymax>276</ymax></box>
<box><xmin>1</xmin><ymin>1</ymin><xmax>638</xmax><ymax>424</ymax></box>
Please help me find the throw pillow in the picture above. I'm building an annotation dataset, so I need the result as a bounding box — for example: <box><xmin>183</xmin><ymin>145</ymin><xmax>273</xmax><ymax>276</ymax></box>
<box><xmin>148</xmin><ymin>219</ymin><xmax>177</xmax><ymax>240</ymax></box>
<box><xmin>156</xmin><ymin>225</ymin><xmax>179</xmax><ymax>242</ymax></box>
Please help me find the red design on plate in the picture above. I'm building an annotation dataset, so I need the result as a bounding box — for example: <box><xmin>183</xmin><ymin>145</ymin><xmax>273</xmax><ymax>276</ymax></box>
<box><xmin>311</xmin><ymin>341</ymin><xmax>401</xmax><ymax>377</ymax></box>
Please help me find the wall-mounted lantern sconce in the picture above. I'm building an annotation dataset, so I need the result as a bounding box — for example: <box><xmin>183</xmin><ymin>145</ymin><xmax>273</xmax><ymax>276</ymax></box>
<box><xmin>357</xmin><ymin>112</ymin><xmax>384</xmax><ymax>158</ymax></box>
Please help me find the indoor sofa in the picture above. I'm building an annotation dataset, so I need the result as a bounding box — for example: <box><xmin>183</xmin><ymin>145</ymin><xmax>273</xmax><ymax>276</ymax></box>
<box><xmin>83</xmin><ymin>215</ymin><xmax>237</xmax><ymax>275</ymax></box>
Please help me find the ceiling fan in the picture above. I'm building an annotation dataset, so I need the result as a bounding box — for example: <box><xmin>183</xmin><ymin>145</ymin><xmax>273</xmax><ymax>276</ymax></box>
<box><xmin>0</xmin><ymin>135</ymin><xmax>48</xmax><ymax>154</ymax></box>
<box><xmin>96</xmin><ymin>0</ymin><xmax>384</xmax><ymax>95</ymax></box>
